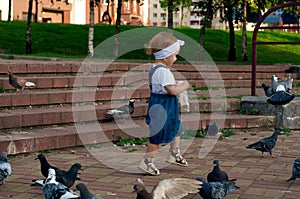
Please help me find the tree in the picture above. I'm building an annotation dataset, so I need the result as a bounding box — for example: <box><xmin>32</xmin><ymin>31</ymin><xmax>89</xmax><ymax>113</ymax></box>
<box><xmin>195</xmin><ymin>0</ymin><xmax>221</xmax><ymax>59</ymax></box>
<box><xmin>88</xmin><ymin>0</ymin><xmax>96</xmax><ymax>57</ymax></box>
<box><xmin>26</xmin><ymin>0</ymin><xmax>33</xmax><ymax>54</ymax></box>
<box><xmin>160</xmin><ymin>0</ymin><xmax>192</xmax><ymax>27</ymax></box>
<box><xmin>219</xmin><ymin>0</ymin><xmax>241</xmax><ymax>61</ymax></box>
<box><xmin>8</xmin><ymin>0</ymin><xmax>12</xmax><ymax>22</ymax></box>
<box><xmin>242</xmin><ymin>0</ymin><xmax>247</xmax><ymax>61</ymax></box>
<box><xmin>168</xmin><ymin>0</ymin><xmax>174</xmax><ymax>29</ymax></box>
<box><xmin>114</xmin><ymin>0</ymin><xmax>122</xmax><ymax>57</ymax></box>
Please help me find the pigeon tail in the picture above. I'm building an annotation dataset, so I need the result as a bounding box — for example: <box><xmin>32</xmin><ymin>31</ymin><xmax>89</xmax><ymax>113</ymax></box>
<box><xmin>25</xmin><ymin>81</ymin><xmax>36</xmax><ymax>87</ymax></box>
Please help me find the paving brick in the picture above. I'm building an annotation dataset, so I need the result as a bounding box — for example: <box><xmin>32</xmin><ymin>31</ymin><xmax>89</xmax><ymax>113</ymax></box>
<box><xmin>11</xmin><ymin>94</ymin><xmax>31</xmax><ymax>106</ymax></box>
<box><xmin>30</xmin><ymin>92</ymin><xmax>49</xmax><ymax>105</ymax></box>
<box><xmin>53</xmin><ymin>77</ymin><xmax>69</xmax><ymax>88</ymax></box>
<box><xmin>0</xmin><ymin>94</ymin><xmax>12</xmax><ymax>107</ymax></box>
<box><xmin>22</xmin><ymin>112</ymin><xmax>43</xmax><ymax>127</ymax></box>
<box><xmin>42</xmin><ymin>111</ymin><xmax>62</xmax><ymax>125</ymax></box>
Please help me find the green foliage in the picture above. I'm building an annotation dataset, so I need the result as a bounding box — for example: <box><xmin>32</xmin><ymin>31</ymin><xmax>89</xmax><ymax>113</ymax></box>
<box><xmin>239</xmin><ymin>106</ymin><xmax>259</xmax><ymax>115</ymax></box>
<box><xmin>1</xmin><ymin>21</ymin><xmax>300</xmax><ymax>64</ymax></box>
<box><xmin>0</xmin><ymin>88</ymin><xmax>17</xmax><ymax>93</ymax></box>
<box><xmin>113</xmin><ymin>137</ymin><xmax>148</xmax><ymax>146</ymax></box>
<box><xmin>281</xmin><ymin>128</ymin><xmax>292</xmax><ymax>136</ymax></box>
<box><xmin>40</xmin><ymin>149</ymin><xmax>52</xmax><ymax>154</ymax></box>
<box><xmin>181</xmin><ymin>129</ymin><xmax>207</xmax><ymax>139</ymax></box>
<box><xmin>219</xmin><ymin>128</ymin><xmax>236</xmax><ymax>140</ymax></box>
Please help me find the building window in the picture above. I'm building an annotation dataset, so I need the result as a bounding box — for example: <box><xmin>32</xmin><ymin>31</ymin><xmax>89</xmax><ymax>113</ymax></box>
<box><xmin>153</xmin><ymin>13</ymin><xmax>157</xmax><ymax>17</ymax></box>
<box><xmin>153</xmin><ymin>22</ymin><xmax>157</xmax><ymax>26</ymax></box>
<box><xmin>174</xmin><ymin>22</ymin><xmax>179</xmax><ymax>26</ymax></box>
<box><xmin>153</xmin><ymin>4</ymin><xmax>157</xmax><ymax>8</ymax></box>
<box><xmin>161</xmin><ymin>13</ymin><xmax>166</xmax><ymax>20</ymax></box>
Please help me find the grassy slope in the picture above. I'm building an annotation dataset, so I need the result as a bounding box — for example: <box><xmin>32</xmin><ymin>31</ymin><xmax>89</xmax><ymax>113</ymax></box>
<box><xmin>1</xmin><ymin>21</ymin><xmax>300</xmax><ymax>64</ymax></box>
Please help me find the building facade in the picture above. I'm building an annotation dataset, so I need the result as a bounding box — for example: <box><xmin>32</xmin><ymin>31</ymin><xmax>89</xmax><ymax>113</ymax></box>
<box><xmin>0</xmin><ymin>0</ymin><xmax>222</xmax><ymax>29</ymax></box>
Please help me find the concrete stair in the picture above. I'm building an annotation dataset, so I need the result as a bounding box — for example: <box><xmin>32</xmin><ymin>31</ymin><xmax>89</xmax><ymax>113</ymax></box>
<box><xmin>0</xmin><ymin>60</ymin><xmax>298</xmax><ymax>154</ymax></box>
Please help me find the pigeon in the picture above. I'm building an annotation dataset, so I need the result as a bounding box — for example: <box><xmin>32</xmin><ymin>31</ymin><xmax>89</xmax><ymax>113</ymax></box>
<box><xmin>106</xmin><ymin>99</ymin><xmax>135</xmax><ymax>120</ymax></box>
<box><xmin>205</xmin><ymin>122</ymin><xmax>222</xmax><ymax>137</ymax></box>
<box><xmin>74</xmin><ymin>183</ymin><xmax>102</xmax><ymax>199</ymax></box>
<box><xmin>35</xmin><ymin>153</ymin><xmax>66</xmax><ymax>178</ymax></box>
<box><xmin>263</xmin><ymin>75</ymin><xmax>295</xmax><ymax>105</ymax></box>
<box><xmin>207</xmin><ymin>160</ymin><xmax>236</xmax><ymax>183</ymax></box>
<box><xmin>287</xmin><ymin>158</ymin><xmax>300</xmax><ymax>182</ymax></box>
<box><xmin>262</xmin><ymin>84</ymin><xmax>273</xmax><ymax>97</ymax></box>
<box><xmin>246</xmin><ymin>129</ymin><xmax>281</xmax><ymax>158</ymax></box>
<box><xmin>196</xmin><ymin>176</ymin><xmax>240</xmax><ymax>199</ymax></box>
<box><xmin>7</xmin><ymin>70</ymin><xmax>36</xmax><ymax>92</ymax></box>
<box><xmin>42</xmin><ymin>169</ymin><xmax>79</xmax><ymax>199</ymax></box>
<box><xmin>0</xmin><ymin>152</ymin><xmax>12</xmax><ymax>185</ymax></box>
<box><xmin>32</xmin><ymin>154</ymin><xmax>81</xmax><ymax>187</ymax></box>
<box><xmin>55</xmin><ymin>163</ymin><xmax>82</xmax><ymax>188</ymax></box>
<box><xmin>133</xmin><ymin>178</ymin><xmax>202</xmax><ymax>199</ymax></box>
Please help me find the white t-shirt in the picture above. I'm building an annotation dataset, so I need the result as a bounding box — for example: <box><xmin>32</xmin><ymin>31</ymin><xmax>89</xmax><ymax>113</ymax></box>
<box><xmin>151</xmin><ymin>65</ymin><xmax>176</xmax><ymax>94</ymax></box>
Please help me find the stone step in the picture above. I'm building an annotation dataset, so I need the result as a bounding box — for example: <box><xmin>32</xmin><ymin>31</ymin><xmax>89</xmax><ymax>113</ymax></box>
<box><xmin>0</xmin><ymin>99</ymin><xmax>241</xmax><ymax>130</ymax></box>
<box><xmin>1</xmin><ymin>86</ymin><xmax>299</xmax><ymax>108</ymax></box>
<box><xmin>0</xmin><ymin>60</ymin><xmax>292</xmax><ymax>74</ymax></box>
<box><xmin>0</xmin><ymin>113</ymin><xmax>275</xmax><ymax>154</ymax></box>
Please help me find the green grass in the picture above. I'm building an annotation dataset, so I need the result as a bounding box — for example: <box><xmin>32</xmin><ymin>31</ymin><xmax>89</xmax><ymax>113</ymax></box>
<box><xmin>1</xmin><ymin>21</ymin><xmax>300</xmax><ymax>64</ymax></box>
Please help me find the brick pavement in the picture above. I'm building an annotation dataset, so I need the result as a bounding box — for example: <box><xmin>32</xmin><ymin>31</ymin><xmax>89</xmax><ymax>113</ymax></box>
<box><xmin>1</xmin><ymin>128</ymin><xmax>300</xmax><ymax>199</ymax></box>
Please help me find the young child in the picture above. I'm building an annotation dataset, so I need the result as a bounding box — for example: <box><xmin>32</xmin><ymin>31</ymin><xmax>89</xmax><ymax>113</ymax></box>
<box><xmin>138</xmin><ymin>32</ymin><xmax>190</xmax><ymax>176</ymax></box>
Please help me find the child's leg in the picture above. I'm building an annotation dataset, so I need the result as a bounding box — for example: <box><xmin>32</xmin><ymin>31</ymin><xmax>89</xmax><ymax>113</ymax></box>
<box><xmin>145</xmin><ymin>143</ymin><xmax>159</xmax><ymax>160</ymax></box>
<box><xmin>170</xmin><ymin>136</ymin><xmax>180</xmax><ymax>149</ymax></box>
<box><xmin>138</xmin><ymin>143</ymin><xmax>160</xmax><ymax>175</ymax></box>
<box><xmin>167</xmin><ymin>136</ymin><xmax>188</xmax><ymax>166</ymax></box>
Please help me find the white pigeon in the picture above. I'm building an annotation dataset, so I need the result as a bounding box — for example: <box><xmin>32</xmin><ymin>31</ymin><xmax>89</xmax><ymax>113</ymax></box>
<box><xmin>0</xmin><ymin>152</ymin><xmax>12</xmax><ymax>185</ymax></box>
<box><xmin>42</xmin><ymin>169</ymin><xmax>79</xmax><ymax>199</ymax></box>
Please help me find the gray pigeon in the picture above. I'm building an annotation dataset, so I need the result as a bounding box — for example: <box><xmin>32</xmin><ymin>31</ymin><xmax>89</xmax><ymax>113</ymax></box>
<box><xmin>262</xmin><ymin>84</ymin><xmax>273</xmax><ymax>97</ymax></box>
<box><xmin>196</xmin><ymin>176</ymin><xmax>239</xmax><ymax>199</ymax></box>
<box><xmin>42</xmin><ymin>169</ymin><xmax>79</xmax><ymax>199</ymax></box>
<box><xmin>106</xmin><ymin>99</ymin><xmax>135</xmax><ymax>120</ymax></box>
<box><xmin>287</xmin><ymin>158</ymin><xmax>300</xmax><ymax>182</ymax></box>
<box><xmin>246</xmin><ymin>129</ymin><xmax>281</xmax><ymax>158</ymax></box>
<box><xmin>0</xmin><ymin>152</ymin><xmax>12</xmax><ymax>185</ymax></box>
<box><xmin>205</xmin><ymin>122</ymin><xmax>222</xmax><ymax>137</ymax></box>
<box><xmin>133</xmin><ymin>178</ymin><xmax>202</xmax><ymax>199</ymax></box>
<box><xmin>207</xmin><ymin>160</ymin><xmax>236</xmax><ymax>183</ymax></box>
<box><xmin>55</xmin><ymin>163</ymin><xmax>82</xmax><ymax>188</ymax></box>
<box><xmin>264</xmin><ymin>75</ymin><xmax>295</xmax><ymax>105</ymax></box>
<box><xmin>74</xmin><ymin>183</ymin><xmax>102</xmax><ymax>199</ymax></box>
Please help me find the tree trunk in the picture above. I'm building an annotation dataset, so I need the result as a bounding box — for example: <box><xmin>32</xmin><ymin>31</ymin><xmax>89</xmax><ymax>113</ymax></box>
<box><xmin>227</xmin><ymin>4</ymin><xmax>236</xmax><ymax>61</ymax></box>
<box><xmin>8</xmin><ymin>0</ymin><xmax>11</xmax><ymax>22</ymax></box>
<box><xmin>242</xmin><ymin>0</ymin><xmax>248</xmax><ymax>61</ymax></box>
<box><xmin>114</xmin><ymin>0</ymin><xmax>122</xmax><ymax>57</ymax></box>
<box><xmin>180</xmin><ymin>6</ymin><xmax>184</xmax><ymax>26</ymax></box>
<box><xmin>107</xmin><ymin>0</ymin><xmax>112</xmax><ymax>24</ymax></box>
<box><xmin>167</xmin><ymin>0</ymin><xmax>173</xmax><ymax>29</ymax></box>
<box><xmin>26</xmin><ymin>0</ymin><xmax>33</xmax><ymax>54</ymax></box>
<box><xmin>88</xmin><ymin>0</ymin><xmax>95</xmax><ymax>57</ymax></box>
<box><xmin>35</xmin><ymin>0</ymin><xmax>38</xmax><ymax>22</ymax></box>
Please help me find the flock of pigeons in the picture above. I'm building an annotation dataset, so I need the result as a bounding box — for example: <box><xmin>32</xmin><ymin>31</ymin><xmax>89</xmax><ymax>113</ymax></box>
<box><xmin>3</xmin><ymin>71</ymin><xmax>299</xmax><ymax>198</ymax></box>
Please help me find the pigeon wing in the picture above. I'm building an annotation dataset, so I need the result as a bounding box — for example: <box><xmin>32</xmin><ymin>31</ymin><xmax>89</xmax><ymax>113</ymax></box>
<box><xmin>271</xmin><ymin>75</ymin><xmax>280</xmax><ymax>93</ymax></box>
<box><xmin>152</xmin><ymin>178</ymin><xmax>202</xmax><ymax>199</ymax></box>
<box><xmin>267</xmin><ymin>91</ymin><xmax>295</xmax><ymax>105</ymax></box>
<box><xmin>210</xmin><ymin>182</ymin><xmax>227</xmax><ymax>198</ymax></box>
